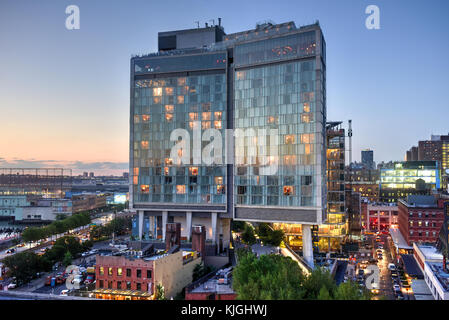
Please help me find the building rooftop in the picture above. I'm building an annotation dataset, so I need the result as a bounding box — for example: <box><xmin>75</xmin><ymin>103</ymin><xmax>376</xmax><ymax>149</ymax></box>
<box><xmin>427</xmin><ymin>261</ymin><xmax>449</xmax><ymax>292</ymax></box>
<box><xmin>411</xmin><ymin>279</ymin><xmax>434</xmax><ymax>300</ymax></box>
<box><xmin>416</xmin><ymin>244</ymin><xmax>443</xmax><ymax>261</ymax></box>
<box><xmin>389</xmin><ymin>227</ymin><xmax>413</xmax><ymax>250</ymax></box>
<box><xmin>404</xmin><ymin>195</ymin><xmax>437</xmax><ymax>207</ymax></box>
<box><xmin>401</xmin><ymin>254</ymin><xmax>424</xmax><ymax>279</ymax></box>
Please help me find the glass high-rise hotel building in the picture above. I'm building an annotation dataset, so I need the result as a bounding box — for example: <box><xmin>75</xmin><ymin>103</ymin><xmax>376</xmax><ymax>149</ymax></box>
<box><xmin>130</xmin><ymin>21</ymin><xmax>326</xmax><ymax>265</ymax></box>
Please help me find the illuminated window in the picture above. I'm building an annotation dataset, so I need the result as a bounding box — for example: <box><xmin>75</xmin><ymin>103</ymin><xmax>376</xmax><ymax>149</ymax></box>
<box><xmin>165</xmin><ymin>158</ymin><xmax>173</xmax><ymax>165</ymax></box>
<box><xmin>140</xmin><ymin>185</ymin><xmax>149</xmax><ymax>193</ymax></box>
<box><xmin>176</xmin><ymin>185</ymin><xmax>186</xmax><ymax>194</ymax></box>
<box><xmin>285</xmin><ymin>135</ymin><xmax>295</xmax><ymax>144</ymax></box>
<box><xmin>177</xmin><ymin>95</ymin><xmax>184</xmax><ymax>104</ymax></box>
<box><xmin>153</xmin><ymin>97</ymin><xmax>161</xmax><ymax>104</ymax></box>
<box><xmin>108</xmin><ymin>267</ymin><xmax>113</xmax><ymax>276</ymax></box>
<box><xmin>164</xmin><ymin>167</ymin><xmax>169</xmax><ymax>175</ymax></box>
<box><xmin>283</xmin><ymin>186</ymin><xmax>294</xmax><ymax>196</ymax></box>
<box><xmin>215</xmin><ymin>176</ymin><xmax>223</xmax><ymax>184</ymax></box>
<box><xmin>165</xmin><ymin>105</ymin><xmax>174</xmax><ymax>113</ymax></box>
<box><xmin>153</xmin><ymin>87</ymin><xmax>162</xmax><ymax>96</ymax></box>
<box><xmin>177</xmin><ymin>78</ymin><xmax>186</xmax><ymax>86</ymax></box>
<box><xmin>305</xmin><ymin>144</ymin><xmax>312</xmax><ymax>154</ymax></box>
<box><xmin>217</xmin><ymin>185</ymin><xmax>225</xmax><ymax>194</ymax></box>
<box><xmin>99</xmin><ymin>267</ymin><xmax>104</xmax><ymax>275</ymax></box>
<box><xmin>133</xmin><ymin>176</ymin><xmax>138</xmax><ymax>185</ymax></box>
<box><xmin>301</xmin><ymin>113</ymin><xmax>313</xmax><ymax>123</ymax></box>
<box><xmin>214</xmin><ymin>121</ymin><xmax>222</xmax><ymax>129</ymax></box>
<box><xmin>189</xmin><ymin>167</ymin><xmax>198</xmax><ymax>176</ymax></box>
<box><xmin>141</xmin><ymin>141</ymin><xmax>149</xmax><ymax>149</ymax></box>
<box><xmin>202</xmin><ymin>112</ymin><xmax>211</xmax><ymax>120</ymax></box>
<box><xmin>189</xmin><ymin>112</ymin><xmax>198</xmax><ymax>121</ymax></box>
<box><xmin>117</xmin><ymin>268</ymin><xmax>122</xmax><ymax>276</ymax></box>
<box><xmin>202</xmin><ymin>121</ymin><xmax>211</xmax><ymax>129</ymax></box>
<box><xmin>133</xmin><ymin>168</ymin><xmax>139</xmax><ymax>175</ymax></box>
<box><xmin>214</xmin><ymin>112</ymin><xmax>222</xmax><ymax>120</ymax></box>
<box><xmin>165</xmin><ymin>113</ymin><xmax>173</xmax><ymax>122</ymax></box>
<box><xmin>303</xmin><ymin>103</ymin><xmax>311</xmax><ymax>113</ymax></box>
<box><xmin>301</xmin><ymin>133</ymin><xmax>314</xmax><ymax>144</ymax></box>
<box><xmin>142</xmin><ymin>115</ymin><xmax>150</xmax><ymax>122</ymax></box>
<box><xmin>134</xmin><ymin>115</ymin><xmax>140</xmax><ymax>123</ymax></box>
<box><xmin>189</xmin><ymin>121</ymin><xmax>198</xmax><ymax>130</ymax></box>
<box><xmin>267</xmin><ymin>116</ymin><xmax>277</xmax><ymax>124</ymax></box>
<box><xmin>165</xmin><ymin>87</ymin><xmax>173</xmax><ymax>95</ymax></box>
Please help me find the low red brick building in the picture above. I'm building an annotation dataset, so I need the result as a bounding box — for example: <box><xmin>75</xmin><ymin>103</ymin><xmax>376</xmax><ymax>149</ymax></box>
<box><xmin>398</xmin><ymin>195</ymin><xmax>445</xmax><ymax>246</ymax></box>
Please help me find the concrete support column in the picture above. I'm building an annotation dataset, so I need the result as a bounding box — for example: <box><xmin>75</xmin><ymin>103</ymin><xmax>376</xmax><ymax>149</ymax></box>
<box><xmin>150</xmin><ymin>216</ymin><xmax>155</xmax><ymax>239</ymax></box>
<box><xmin>138</xmin><ymin>211</ymin><xmax>144</xmax><ymax>240</ymax></box>
<box><xmin>186</xmin><ymin>211</ymin><xmax>192</xmax><ymax>241</ymax></box>
<box><xmin>162</xmin><ymin>211</ymin><xmax>168</xmax><ymax>241</ymax></box>
<box><xmin>302</xmin><ymin>224</ymin><xmax>314</xmax><ymax>269</ymax></box>
<box><xmin>211</xmin><ymin>212</ymin><xmax>218</xmax><ymax>244</ymax></box>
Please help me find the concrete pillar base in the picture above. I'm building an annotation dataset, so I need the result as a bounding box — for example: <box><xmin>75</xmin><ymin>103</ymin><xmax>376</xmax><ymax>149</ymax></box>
<box><xmin>302</xmin><ymin>224</ymin><xmax>314</xmax><ymax>269</ymax></box>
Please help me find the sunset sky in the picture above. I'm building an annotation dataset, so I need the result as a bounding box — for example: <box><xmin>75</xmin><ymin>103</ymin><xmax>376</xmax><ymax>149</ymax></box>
<box><xmin>0</xmin><ymin>0</ymin><xmax>448</xmax><ymax>175</ymax></box>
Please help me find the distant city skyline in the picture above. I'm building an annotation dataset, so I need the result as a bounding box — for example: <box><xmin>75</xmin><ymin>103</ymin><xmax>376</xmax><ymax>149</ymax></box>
<box><xmin>1</xmin><ymin>0</ymin><xmax>448</xmax><ymax>174</ymax></box>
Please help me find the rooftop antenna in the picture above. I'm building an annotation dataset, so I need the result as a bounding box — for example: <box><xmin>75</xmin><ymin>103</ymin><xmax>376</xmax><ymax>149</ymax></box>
<box><xmin>195</xmin><ymin>21</ymin><xmax>199</xmax><ymax>28</ymax></box>
<box><xmin>209</xmin><ymin>19</ymin><xmax>215</xmax><ymax>26</ymax></box>
<box><xmin>218</xmin><ymin>18</ymin><xmax>221</xmax><ymax>27</ymax></box>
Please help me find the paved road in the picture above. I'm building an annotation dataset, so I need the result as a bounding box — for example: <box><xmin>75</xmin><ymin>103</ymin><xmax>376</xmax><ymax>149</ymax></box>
<box><xmin>372</xmin><ymin>234</ymin><xmax>395</xmax><ymax>300</ymax></box>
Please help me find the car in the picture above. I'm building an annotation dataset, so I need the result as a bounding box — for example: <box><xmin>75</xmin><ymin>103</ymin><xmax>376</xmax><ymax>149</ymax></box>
<box><xmin>5</xmin><ymin>248</ymin><xmax>15</xmax><ymax>254</ymax></box>
<box><xmin>377</xmin><ymin>254</ymin><xmax>383</xmax><ymax>260</ymax></box>
<box><xmin>358</xmin><ymin>269</ymin><xmax>365</xmax><ymax>276</ymax></box>
<box><xmin>378</xmin><ymin>245</ymin><xmax>383</xmax><ymax>250</ymax></box>
<box><xmin>81</xmin><ymin>252</ymin><xmax>89</xmax><ymax>257</ymax></box>
<box><xmin>388</xmin><ymin>263</ymin><xmax>397</xmax><ymax>271</ymax></box>
<box><xmin>7</xmin><ymin>283</ymin><xmax>16</xmax><ymax>289</ymax></box>
<box><xmin>391</xmin><ymin>271</ymin><xmax>399</xmax><ymax>277</ymax></box>
<box><xmin>84</xmin><ymin>275</ymin><xmax>95</xmax><ymax>284</ymax></box>
<box><xmin>60</xmin><ymin>289</ymin><xmax>70</xmax><ymax>296</ymax></box>
<box><xmin>393</xmin><ymin>284</ymin><xmax>401</xmax><ymax>292</ymax></box>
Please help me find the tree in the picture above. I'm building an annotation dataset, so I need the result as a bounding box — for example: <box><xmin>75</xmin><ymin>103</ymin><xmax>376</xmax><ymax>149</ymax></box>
<box><xmin>232</xmin><ymin>251</ymin><xmax>305</xmax><ymax>300</ymax></box>
<box><xmin>231</xmin><ymin>220</ymin><xmax>246</xmax><ymax>233</ymax></box>
<box><xmin>240</xmin><ymin>224</ymin><xmax>257</xmax><ymax>246</ymax></box>
<box><xmin>300</xmin><ymin>267</ymin><xmax>337</xmax><ymax>300</ymax></box>
<box><xmin>334</xmin><ymin>281</ymin><xmax>371</xmax><ymax>300</ymax></box>
<box><xmin>192</xmin><ymin>262</ymin><xmax>215</xmax><ymax>282</ymax></box>
<box><xmin>63</xmin><ymin>251</ymin><xmax>73</xmax><ymax>267</ymax></box>
<box><xmin>155</xmin><ymin>283</ymin><xmax>166</xmax><ymax>300</ymax></box>
<box><xmin>2</xmin><ymin>252</ymin><xmax>49</xmax><ymax>286</ymax></box>
<box><xmin>264</xmin><ymin>229</ymin><xmax>284</xmax><ymax>247</ymax></box>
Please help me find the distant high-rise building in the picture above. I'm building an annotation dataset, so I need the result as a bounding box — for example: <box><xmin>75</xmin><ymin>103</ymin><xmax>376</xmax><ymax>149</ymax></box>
<box><xmin>379</xmin><ymin>161</ymin><xmax>441</xmax><ymax>203</ymax></box>
<box><xmin>361</xmin><ymin>149</ymin><xmax>374</xmax><ymax>169</ymax></box>
<box><xmin>406</xmin><ymin>146</ymin><xmax>419</xmax><ymax>161</ymax></box>
<box><xmin>83</xmin><ymin>172</ymin><xmax>88</xmax><ymax>178</ymax></box>
<box><xmin>89</xmin><ymin>172</ymin><xmax>95</xmax><ymax>178</ymax></box>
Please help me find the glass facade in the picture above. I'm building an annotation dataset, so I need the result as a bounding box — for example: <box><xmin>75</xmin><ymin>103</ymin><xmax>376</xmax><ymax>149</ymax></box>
<box><xmin>234</xmin><ymin>31</ymin><xmax>316</xmax><ymax>67</ymax></box>
<box><xmin>132</xmin><ymin>55</ymin><xmax>227</xmax><ymax>205</ymax></box>
<box><xmin>234</xmin><ymin>58</ymin><xmax>324</xmax><ymax>208</ymax></box>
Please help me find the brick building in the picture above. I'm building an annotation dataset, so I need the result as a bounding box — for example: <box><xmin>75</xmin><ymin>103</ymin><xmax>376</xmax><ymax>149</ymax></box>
<box><xmin>398</xmin><ymin>195</ymin><xmax>445</xmax><ymax>246</ymax></box>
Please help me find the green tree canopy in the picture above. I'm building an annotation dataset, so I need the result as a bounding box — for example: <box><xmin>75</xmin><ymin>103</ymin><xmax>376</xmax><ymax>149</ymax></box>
<box><xmin>240</xmin><ymin>224</ymin><xmax>257</xmax><ymax>246</ymax></box>
<box><xmin>233</xmin><ymin>251</ymin><xmax>305</xmax><ymax>300</ymax></box>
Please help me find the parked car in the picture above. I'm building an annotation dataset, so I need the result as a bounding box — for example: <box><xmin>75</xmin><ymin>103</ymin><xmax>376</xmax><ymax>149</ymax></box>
<box><xmin>7</xmin><ymin>282</ymin><xmax>16</xmax><ymax>289</ymax></box>
<box><xmin>60</xmin><ymin>289</ymin><xmax>70</xmax><ymax>296</ymax></box>
<box><xmin>5</xmin><ymin>248</ymin><xmax>15</xmax><ymax>254</ymax></box>
<box><xmin>388</xmin><ymin>263</ymin><xmax>397</xmax><ymax>271</ymax></box>
<box><xmin>393</xmin><ymin>284</ymin><xmax>401</xmax><ymax>292</ymax></box>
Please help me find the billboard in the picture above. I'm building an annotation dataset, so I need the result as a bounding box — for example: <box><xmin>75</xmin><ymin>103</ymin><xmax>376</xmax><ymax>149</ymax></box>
<box><xmin>113</xmin><ymin>193</ymin><xmax>128</xmax><ymax>204</ymax></box>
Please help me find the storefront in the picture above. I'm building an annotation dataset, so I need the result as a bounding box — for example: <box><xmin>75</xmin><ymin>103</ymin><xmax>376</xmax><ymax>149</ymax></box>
<box><xmin>92</xmin><ymin>289</ymin><xmax>154</xmax><ymax>300</ymax></box>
